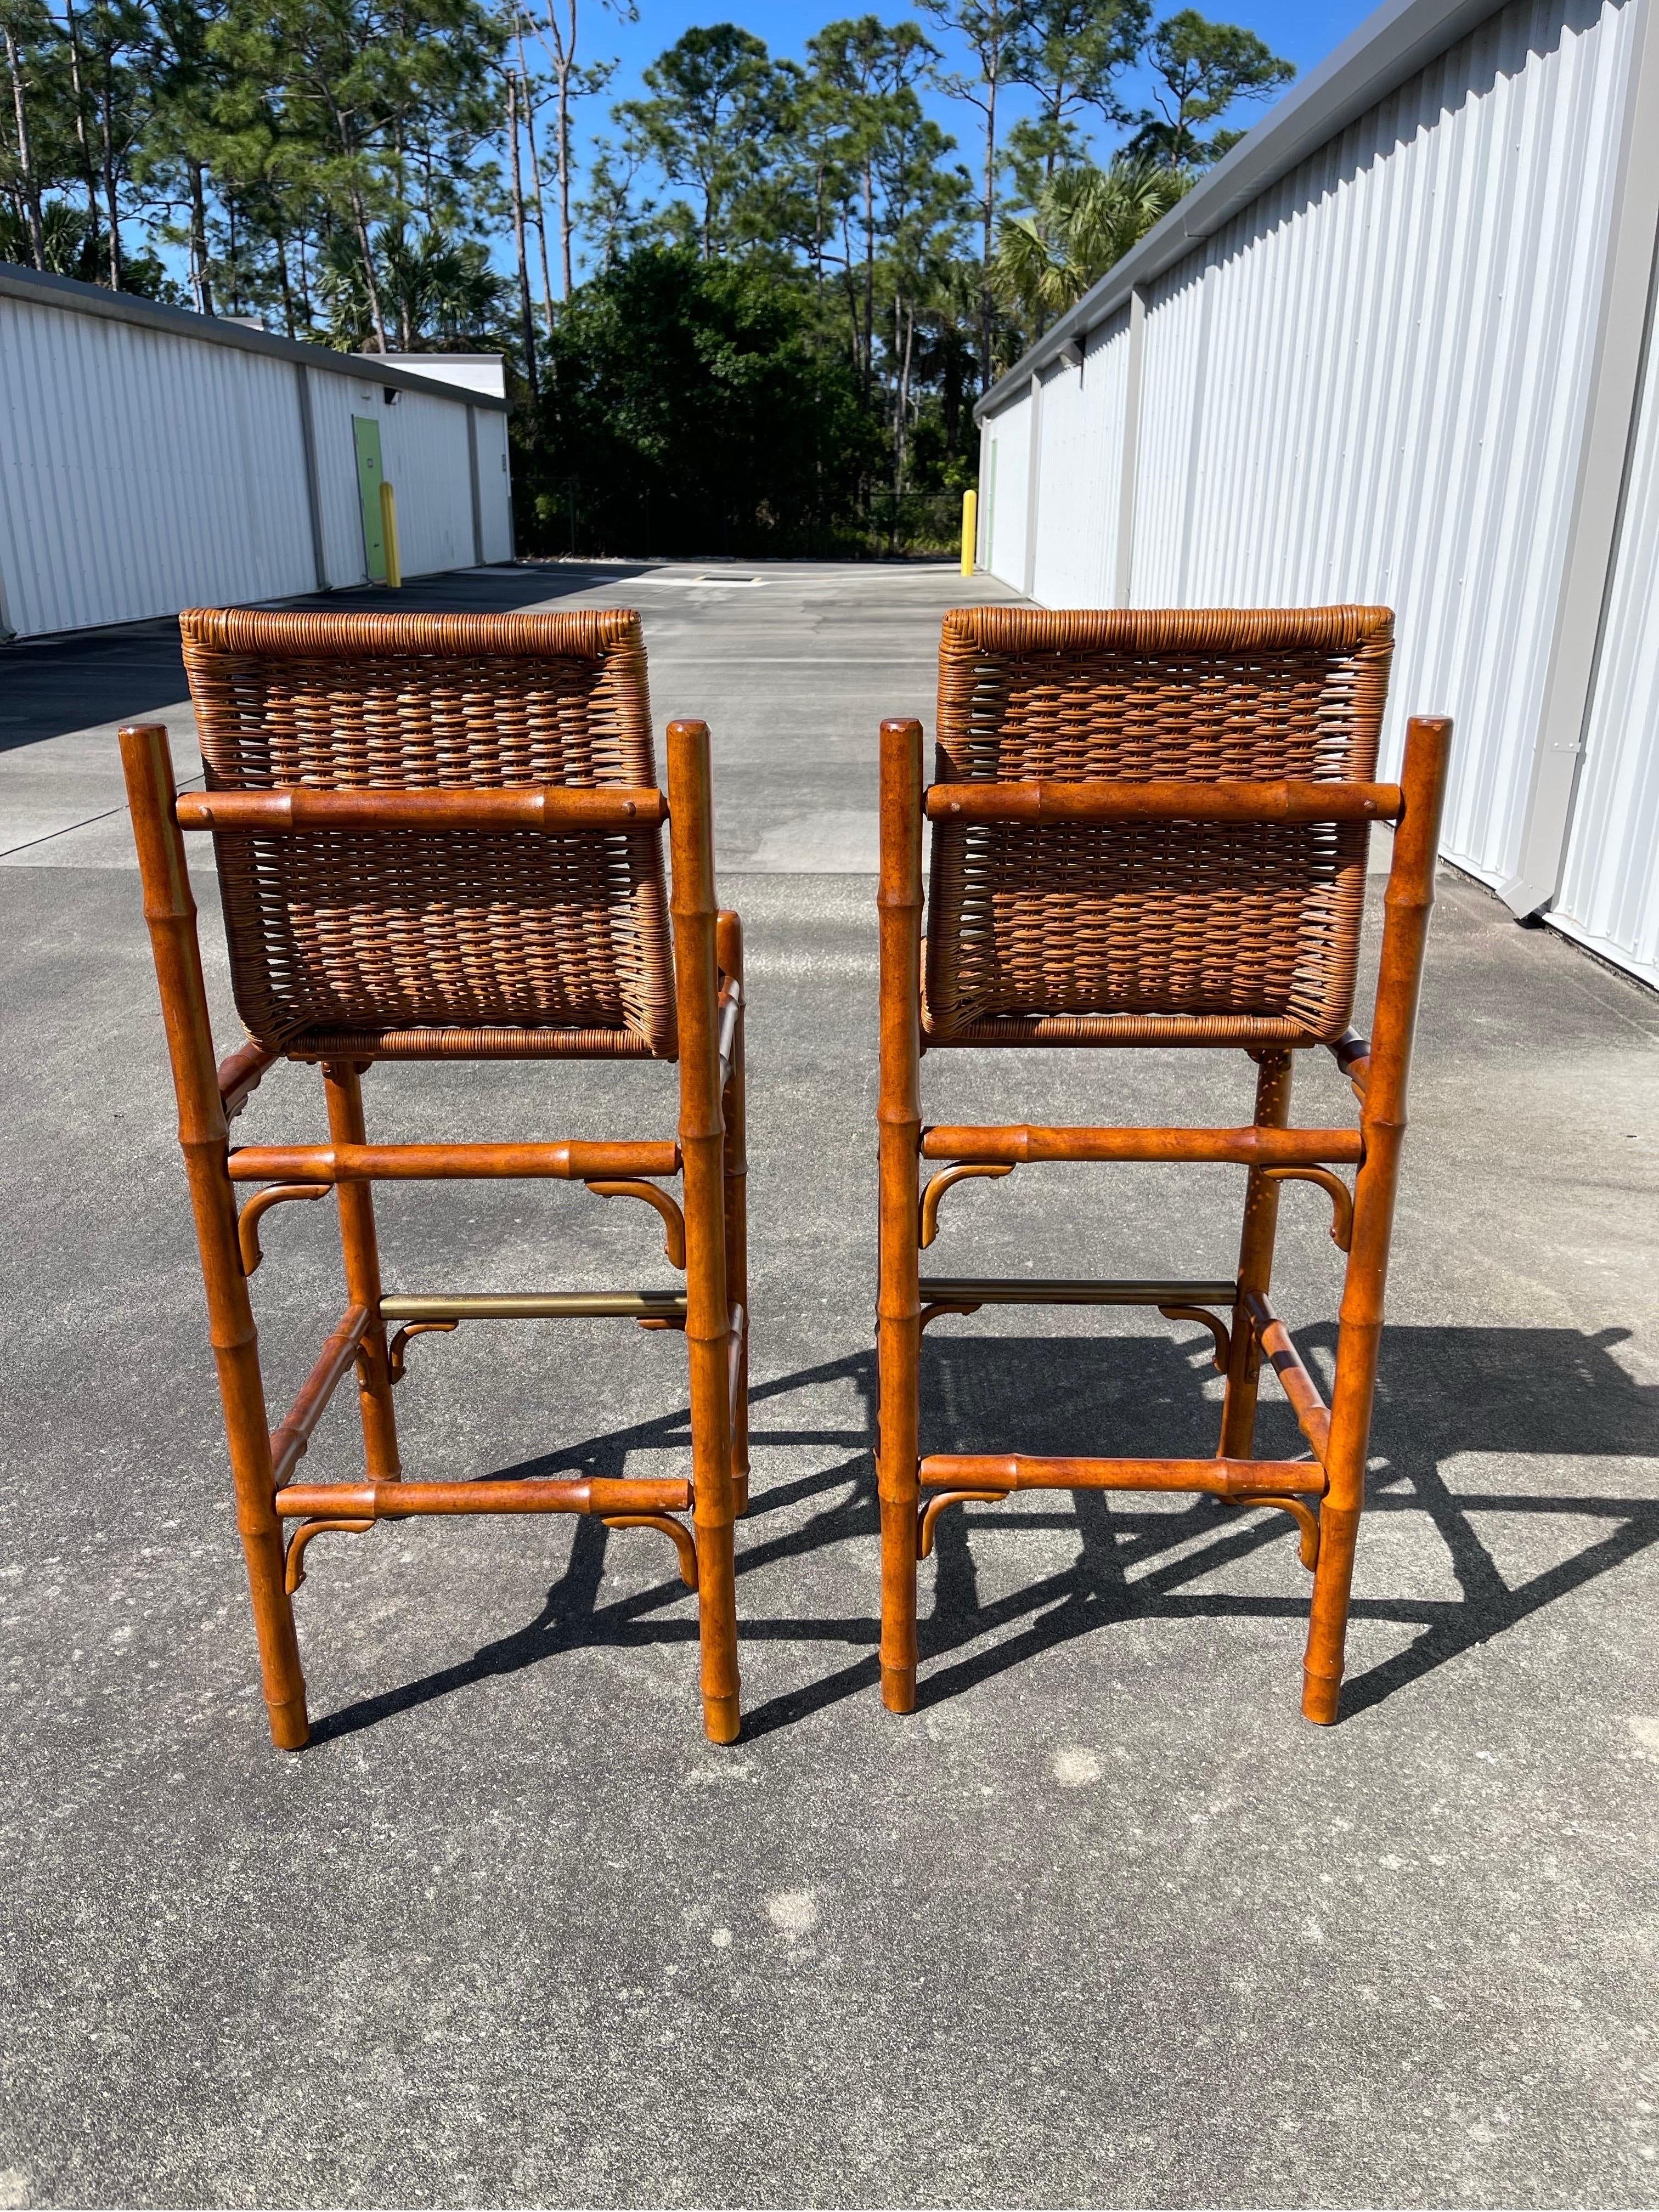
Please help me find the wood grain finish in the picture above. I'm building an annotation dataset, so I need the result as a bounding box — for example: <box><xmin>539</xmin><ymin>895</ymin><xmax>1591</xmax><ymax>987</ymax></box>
<box><xmin>120</xmin><ymin>722</ymin><xmax>308</xmax><ymax>1750</ymax></box>
<box><xmin>1301</xmin><ymin>715</ymin><xmax>1452</xmax><ymax>1721</ymax></box>
<box><xmin>177</xmin><ymin>785</ymin><xmax>668</xmax><ymax>833</ymax></box>
<box><xmin>920</xmin><ymin>1455</ymin><xmax>1327</xmax><ymax>1496</ymax></box>
<box><xmin>923</xmin><ymin>779</ymin><xmax>1401</xmax><ymax>825</ymax></box>
<box><xmin>876</xmin><ymin>607</ymin><xmax>1451</xmax><ymax>1727</ymax></box>
<box><xmin>716</xmin><ymin>910</ymin><xmax>750</xmax><ymax>1514</ymax></box>
<box><xmin>921</xmin><ymin>1123</ymin><xmax>1363</xmax><ymax>1166</ymax></box>
<box><xmin>225</xmin><ymin>1140</ymin><xmax>679</xmax><ymax>1183</ymax></box>
<box><xmin>877</xmin><ymin>716</ymin><xmax>926</xmax><ymax>1713</ymax></box>
<box><xmin>667</xmin><ymin>720</ymin><xmax>741</xmax><ymax>1743</ymax></box>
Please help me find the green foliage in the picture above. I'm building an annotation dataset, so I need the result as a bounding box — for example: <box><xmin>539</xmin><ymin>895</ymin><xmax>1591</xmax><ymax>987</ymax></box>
<box><xmin>1127</xmin><ymin>8</ymin><xmax>1295</xmax><ymax>166</ymax></box>
<box><xmin>613</xmin><ymin>24</ymin><xmax>793</xmax><ymax>259</ymax></box>
<box><xmin>994</xmin><ymin>153</ymin><xmax>1188</xmax><ymax>321</ymax></box>
<box><xmin>517</xmin><ymin>243</ymin><xmax>884</xmax><ymax>555</ymax></box>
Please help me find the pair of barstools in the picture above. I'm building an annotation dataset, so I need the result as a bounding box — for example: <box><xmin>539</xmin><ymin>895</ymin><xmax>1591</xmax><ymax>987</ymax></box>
<box><xmin>122</xmin><ymin>602</ymin><xmax>1450</xmax><ymax>1751</ymax></box>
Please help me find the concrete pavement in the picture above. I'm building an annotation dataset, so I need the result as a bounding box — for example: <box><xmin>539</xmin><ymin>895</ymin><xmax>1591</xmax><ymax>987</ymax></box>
<box><xmin>1</xmin><ymin>561</ymin><xmax>1656</xmax><ymax>2208</ymax></box>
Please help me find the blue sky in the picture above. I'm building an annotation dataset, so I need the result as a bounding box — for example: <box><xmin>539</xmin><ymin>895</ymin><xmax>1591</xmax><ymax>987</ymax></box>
<box><xmin>553</xmin><ymin>0</ymin><xmax>1382</xmax><ymax>277</ymax></box>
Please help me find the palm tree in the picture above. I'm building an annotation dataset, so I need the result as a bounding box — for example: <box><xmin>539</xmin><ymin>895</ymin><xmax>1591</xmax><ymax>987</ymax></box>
<box><xmin>994</xmin><ymin>158</ymin><xmax>1192</xmax><ymax>332</ymax></box>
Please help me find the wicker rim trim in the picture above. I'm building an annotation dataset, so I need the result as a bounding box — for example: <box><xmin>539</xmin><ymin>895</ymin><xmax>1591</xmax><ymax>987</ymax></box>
<box><xmin>178</xmin><ymin>606</ymin><xmax>646</xmax><ymax>661</ymax></box>
<box><xmin>938</xmin><ymin>603</ymin><xmax>1395</xmax><ymax>659</ymax></box>
<box><xmin>284</xmin><ymin>1025</ymin><xmax>663</xmax><ymax>1060</ymax></box>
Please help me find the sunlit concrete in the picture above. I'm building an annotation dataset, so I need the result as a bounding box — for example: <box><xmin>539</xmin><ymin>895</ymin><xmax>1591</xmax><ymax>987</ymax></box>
<box><xmin>2</xmin><ymin>561</ymin><xmax>1655</xmax><ymax>2209</ymax></box>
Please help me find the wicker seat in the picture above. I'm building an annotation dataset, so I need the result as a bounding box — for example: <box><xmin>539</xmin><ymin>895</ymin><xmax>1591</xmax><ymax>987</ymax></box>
<box><xmin>123</xmin><ymin>609</ymin><xmax>747</xmax><ymax>1751</ymax></box>
<box><xmin>876</xmin><ymin>606</ymin><xmax>1452</xmax><ymax>1724</ymax></box>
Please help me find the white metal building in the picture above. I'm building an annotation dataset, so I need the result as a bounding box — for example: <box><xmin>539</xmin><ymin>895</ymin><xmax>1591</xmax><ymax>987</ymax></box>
<box><xmin>975</xmin><ymin>0</ymin><xmax>1659</xmax><ymax>991</ymax></box>
<box><xmin>0</xmin><ymin>265</ymin><xmax>515</xmax><ymax>642</ymax></box>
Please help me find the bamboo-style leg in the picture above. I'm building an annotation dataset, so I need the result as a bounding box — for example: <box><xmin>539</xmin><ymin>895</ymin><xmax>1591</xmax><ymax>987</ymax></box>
<box><xmin>668</xmin><ymin>722</ymin><xmax>741</xmax><ymax>1744</ymax></box>
<box><xmin>716</xmin><ymin>909</ymin><xmax>749</xmax><ymax>1516</ymax></box>
<box><xmin>1303</xmin><ymin>716</ymin><xmax>1453</xmax><ymax>1723</ymax></box>
<box><xmin>121</xmin><ymin>725</ymin><xmax>309</xmax><ymax>1750</ymax></box>
<box><xmin>321</xmin><ymin>1059</ymin><xmax>400</xmax><ymax>1482</ymax></box>
<box><xmin>1219</xmin><ymin>1050</ymin><xmax>1293</xmax><ymax>1458</ymax></box>
<box><xmin>876</xmin><ymin>719</ymin><xmax>925</xmax><ymax>1713</ymax></box>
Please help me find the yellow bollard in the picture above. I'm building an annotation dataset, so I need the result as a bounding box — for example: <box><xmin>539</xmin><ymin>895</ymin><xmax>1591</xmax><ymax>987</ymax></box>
<box><xmin>960</xmin><ymin>488</ymin><xmax>977</xmax><ymax>577</ymax></box>
<box><xmin>379</xmin><ymin>479</ymin><xmax>402</xmax><ymax>589</ymax></box>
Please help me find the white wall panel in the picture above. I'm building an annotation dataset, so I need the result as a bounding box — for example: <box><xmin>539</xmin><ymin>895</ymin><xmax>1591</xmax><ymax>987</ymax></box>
<box><xmin>981</xmin><ymin>389</ymin><xmax>1032</xmax><ymax>590</ymax></box>
<box><xmin>1130</xmin><ymin>260</ymin><xmax>1213</xmax><ymax>606</ymax></box>
<box><xmin>1030</xmin><ymin>309</ymin><xmax>1130</xmax><ymax>608</ymax></box>
<box><xmin>1553</xmin><ymin>307</ymin><xmax>1659</xmax><ymax>986</ymax></box>
<box><xmin>380</xmin><ymin>387</ymin><xmax>476</xmax><ymax>576</ymax></box>
<box><xmin>1113</xmin><ymin>0</ymin><xmax>1638</xmax><ymax>888</ymax></box>
<box><xmin>473</xmin><ymin>407</ymin><xmax>515</xmax><ymax>561</ymax></box>
<box><xmin>0</xmin><ymin>298</ymin><xmax>313</xmax><ymax>633</ymax></box>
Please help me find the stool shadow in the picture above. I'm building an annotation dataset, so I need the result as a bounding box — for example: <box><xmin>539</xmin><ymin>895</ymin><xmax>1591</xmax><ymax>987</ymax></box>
<box><xmin>309</xmin><ymin>1321</ymin><xmax>1659</xmax><ymax>1747</ymax></box>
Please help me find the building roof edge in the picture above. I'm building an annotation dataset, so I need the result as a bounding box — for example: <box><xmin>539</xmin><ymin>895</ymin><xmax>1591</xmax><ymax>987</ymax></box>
<box><xmin>975</xmin><ymin>0</ymin><xmax>1512</xmax><ymax>417</ymax></box>
<box><xmin>0</xmin><ymin>262</ymin><xmax>512</xmax><ymax>411</ymax></box>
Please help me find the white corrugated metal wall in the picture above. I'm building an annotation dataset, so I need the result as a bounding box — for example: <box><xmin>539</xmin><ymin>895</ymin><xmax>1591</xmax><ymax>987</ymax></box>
<box><xmin>1133</xmin><ymin>0</ymin><xmax>1638</xmax><ymax>884</ymax></box>
<box><xmin>979</xmin><ymin>0</ymin><xmax>1659</xmax><ymax>989</ymax></box>
<box><xmin>0</xmin><ymin>280</ymin><xmax>514</xmax><ymax>637</ymax></box>
<box><xmin>381</xmin><ymin>387</ymin><xmax>483</xmax><ymax>578</ymax></box>
<box><xmin>473</xmin><ymin>409</ymin><xmax>516</xmax><ymax>564</ymax></box>
<box><xmin>982</xmin><ymin>391</ymin><xmax>1034</xmax><ymax>589</ymax></box>
<box><xmin>1553</xmin><ymin>280</ymin><xmax>1659</xmax><ymax>986</ymax></box>
<box><xmin>1030</xmin><ymin>310</ymin><xmax>1131</xmax><ymax>608</ymax></box>
<box><xmin>0</xmin><ymin>294</ymin><xmax>315</xmax><ymax>635</ymax></box>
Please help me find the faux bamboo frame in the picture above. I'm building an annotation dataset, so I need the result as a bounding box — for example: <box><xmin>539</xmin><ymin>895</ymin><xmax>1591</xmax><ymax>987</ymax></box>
<box><xmin>122</xmin><ymin>692</ymin><xmax>747</xmax><ymax>1751</ymax></box>
<box><xmin>876</xmin><ymin>671</ymin><xmax>1452</xmax><ymax>1724</ymax></box>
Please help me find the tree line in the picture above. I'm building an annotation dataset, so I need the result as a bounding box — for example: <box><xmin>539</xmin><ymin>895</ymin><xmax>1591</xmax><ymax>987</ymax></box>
<box><xmin>1</xmin><ymin>0</ymin><xmax>1294</xmax><ymax>555</ymax></box>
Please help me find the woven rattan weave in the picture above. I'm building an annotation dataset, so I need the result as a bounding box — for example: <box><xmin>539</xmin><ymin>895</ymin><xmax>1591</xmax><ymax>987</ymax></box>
<box><xmin>923</xmin><ymin>606</ymin><xmax>1394</xmax><ymax>1047</ymax></box>
<box><xmin>180</xmin><ymin>607</ymin><xmax>675</xmax><ymax>1060</ymax></box>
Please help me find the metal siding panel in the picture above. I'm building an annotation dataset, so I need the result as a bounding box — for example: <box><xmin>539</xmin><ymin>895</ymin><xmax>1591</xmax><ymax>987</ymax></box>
<box><xmin>380</xmin><ymin>387</ymin><xmax>476</xmax><ymax>576</ymax></box>
<box><xmin>307</xmin><ymin>365</ymin><xmax>378</xmax><ymax>585</ymax></box>
<box><xmin>1049</xmin><ymin>0</ymin><xmax>1637</xmax><ymax>893</ymax></box>
<box><xmin>1554</xmin><ymin>291</ymin><xmax>1659</xmax><ymax>984</ymax></box>
<box><xmin>1030</xmin><ymin>310</ymin><xmax>1130</xmax><ymax>607</ymax></box>
<box><xmin>1131</xmin><ymin>257</ymin><xmax>1211</xmax><ymax>603</ymax></box>
<box><xmin>983</xmin><ymin>394</ymin><xmax>1032</xmax><ymax>588</ymax></box>
<box><xmin>474</xmin><ymin>408</ymin><xmax>515</xmax><ymax>562</ymax></box>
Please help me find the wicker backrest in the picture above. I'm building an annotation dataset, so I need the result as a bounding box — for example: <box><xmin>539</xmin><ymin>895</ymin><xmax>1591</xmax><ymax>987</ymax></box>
<box><xmin>179</xmin><ymin>608</ymin><xmax>675</xmax><ymax>1060</ymax></box>
<box><xmin>923</xmin><ymin>606</ymin><xmax>1395</xmax><ymax>1048</ymax></box>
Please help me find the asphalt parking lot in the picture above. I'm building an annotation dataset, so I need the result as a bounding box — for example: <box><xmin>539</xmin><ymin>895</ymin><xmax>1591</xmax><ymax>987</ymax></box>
<box><xmin>3</xmin><ymin>559</ymin><xmax>1657</xmax><ymax>2208</ymax></box>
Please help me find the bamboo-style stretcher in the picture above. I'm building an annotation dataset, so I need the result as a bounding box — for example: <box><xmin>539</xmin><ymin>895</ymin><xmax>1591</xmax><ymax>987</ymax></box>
<box><xmin>122</xmin><ymin>608</ymin><xmax>747</xmax><ymax>1750</ymax></box>
<box><xmin>876</xmin><ymin>606</ymin><xmax>1452</xmax><ymax>1723</ymax></box>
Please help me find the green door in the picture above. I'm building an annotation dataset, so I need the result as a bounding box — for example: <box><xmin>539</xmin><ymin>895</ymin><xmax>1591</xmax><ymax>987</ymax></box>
<box><xmin>353</xmin><ymin>415</ymin><xmax>387</xmax><ymax>581</ymax></box>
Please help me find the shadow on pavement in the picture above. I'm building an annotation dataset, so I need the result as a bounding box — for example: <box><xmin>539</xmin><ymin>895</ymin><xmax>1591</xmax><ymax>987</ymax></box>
<box><xmin>305</xmin><ymin>1321</ymin><xmax>1659</xmax><ymax>1749</ymax></box>
<box><xmin>0</xmin><ymin>561</ymin><xmax>651</xmax><ymax>754</ymax></box>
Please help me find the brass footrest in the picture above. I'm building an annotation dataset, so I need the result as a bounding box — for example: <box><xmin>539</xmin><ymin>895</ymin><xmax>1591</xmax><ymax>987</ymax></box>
<box><xmin>381</xmin><ymin>1290</ymin><xmax>689</xmax><ymax>1321</ymax></box>
<box><xmin>918</xmin><ymin>1277</ymin><xmax>1235</xmax><ymax>1306</ymax></box>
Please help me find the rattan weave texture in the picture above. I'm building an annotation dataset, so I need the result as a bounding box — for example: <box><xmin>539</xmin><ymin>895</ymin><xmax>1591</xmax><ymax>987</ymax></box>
<box><xmin>923</xmin><ymin>606</ymin><xmax>1394</xmax><ymax>1048</ymax></box>
<box><xmin>179</xmin><ymin>608</ymin><xmax>676</xmax><ymax>1060</ymax></box>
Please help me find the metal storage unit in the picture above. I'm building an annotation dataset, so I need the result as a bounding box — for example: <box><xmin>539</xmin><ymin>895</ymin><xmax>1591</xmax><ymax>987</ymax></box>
<box><xmin>0</xmin><ymin>265</ymin><xmax>514</xmax><ymax>640</ymax></box>
<box><xmin>975</xmin><ymin>0</ymin><xmax>1659</xmax><ymax>991</ymax></box>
